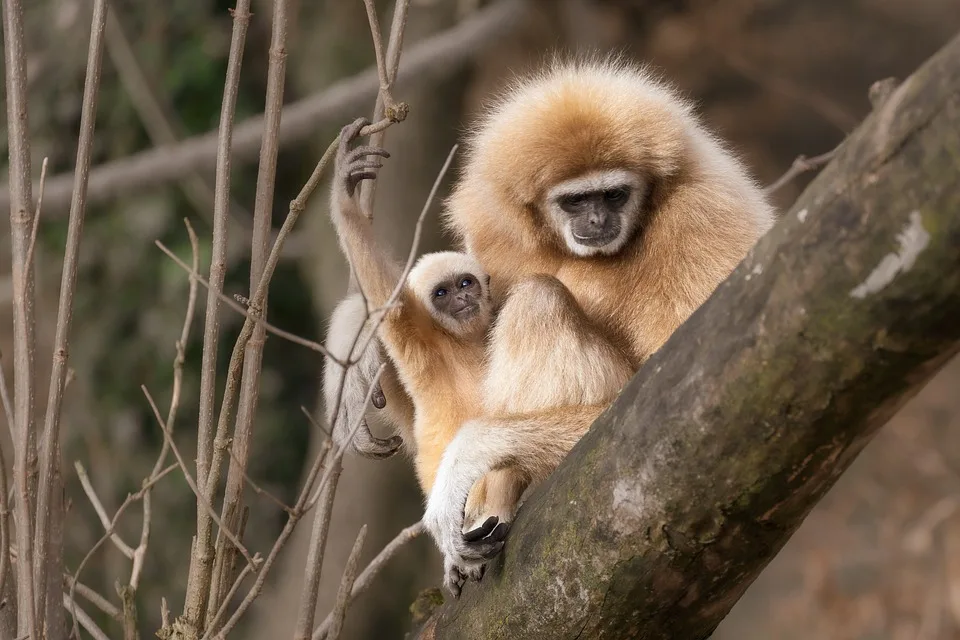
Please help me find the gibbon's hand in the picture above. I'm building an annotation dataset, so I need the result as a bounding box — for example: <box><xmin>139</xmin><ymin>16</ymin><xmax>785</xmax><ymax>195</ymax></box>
<box><xmin>336</xmin><ymin>117</ymin><xmax>391</xmax><ymax>202</ymax></box>
<box><xmin>425</xmin><ymin>495</ymin><xmax>509</xmax><ymax>597</ymax></box>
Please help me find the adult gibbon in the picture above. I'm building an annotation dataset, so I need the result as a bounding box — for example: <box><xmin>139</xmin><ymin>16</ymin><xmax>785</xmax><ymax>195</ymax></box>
<box><xmin>422</xmin><ymin>58</ymin><xmax>776</xmax><ymax>594</ymax></box>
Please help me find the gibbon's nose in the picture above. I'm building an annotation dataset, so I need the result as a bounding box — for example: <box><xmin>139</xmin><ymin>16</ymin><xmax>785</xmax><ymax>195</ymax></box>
<box><xmin>587</xmin><ymin>209</ymin><xmax>607</xmax><ymax>226</ymax></box>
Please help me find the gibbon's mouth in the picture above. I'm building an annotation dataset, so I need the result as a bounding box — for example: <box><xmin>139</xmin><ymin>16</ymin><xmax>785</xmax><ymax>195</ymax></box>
<box><xmin>453</xmin><ymin>304</ymin><xmax>479</xmax><ymax>319</ymax></box>
<box><xmin>572</xmin><ymin>229</ymin><xmax>621</xmax><ymax>247</ymax></box>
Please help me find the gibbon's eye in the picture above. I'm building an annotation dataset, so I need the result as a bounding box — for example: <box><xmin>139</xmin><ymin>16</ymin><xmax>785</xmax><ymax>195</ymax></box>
<box><xmin>604</xmin><ymin>188</ymin><xmax>628</xmax><ymax>203</ymax></box>
<box><xmin>562</xmin><ymin>193</ymin><xmax>588</xmax><ymax>208</ymax></box>
<box><xmin>459</xmin><ymin>277</ymin><xmax>473</xmax><ymax>289</ymax></box>
<box><xmin>434</xmin><ymin>287</ymin><xmax>448</xmax><ymax>298</ymax></box>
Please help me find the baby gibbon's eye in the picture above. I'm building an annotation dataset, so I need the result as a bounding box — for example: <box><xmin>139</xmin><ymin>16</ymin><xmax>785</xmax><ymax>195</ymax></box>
<box><xmin>604</xmin><ymin>188</ymin><xmax>628</xmax><ymax>203</ymax></box>
<box><xmin>459</xmin><ymin>277</ymin><xmax>473</xmax><ymax>288</ymax></box>
<box><xmin>434</xmin><ymin>287</ymin><xmax>448</xmax><ymax>298</ymax></box>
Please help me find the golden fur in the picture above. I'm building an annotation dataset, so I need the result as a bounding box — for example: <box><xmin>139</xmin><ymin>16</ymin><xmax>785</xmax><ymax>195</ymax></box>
<box><xmin>425</xmin><ymin>58</ymin><xmax>775</xmax><ymax>593</ymax></box>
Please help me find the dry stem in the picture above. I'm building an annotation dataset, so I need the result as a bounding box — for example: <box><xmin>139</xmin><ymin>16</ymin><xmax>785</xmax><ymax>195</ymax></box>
<box><xmin>185</xmin><ymin>0</ymin><xmax>253</xmax><ymax>630</ymax></box>
<box><xmin>208</xmin><ymin>0</ymin><xmax>291</xmax><ymax>622</ymax></box>
<box><xmin>311</xmin><ymin>521</ymin><xmax>424</xmax><ymax>640</ymax></box>
<box><xmin>326</xmin><ymin>526</ymin><xmax>367</xmax><ymax>640</ymax></box>
<box><xmin>764</xmin><ymin>148</ymin><xmax>839</xmax><ymax>195</ymax></box>
<box><xmin>2</xmin><ymin>0</ymin><xmax>39</xmax><ymax>632</ymax></box>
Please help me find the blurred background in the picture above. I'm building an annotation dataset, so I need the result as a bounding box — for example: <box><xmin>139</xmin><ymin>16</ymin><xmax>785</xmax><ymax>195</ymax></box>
<box><xmin>1</xmin><ymin>0</ymin><xmax>958</xmax><ymax>638</ymax></box>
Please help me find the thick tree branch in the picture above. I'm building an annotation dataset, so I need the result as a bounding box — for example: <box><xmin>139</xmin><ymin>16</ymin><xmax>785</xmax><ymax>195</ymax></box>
<box><xmin>420</xmin><ymin>32</ymin><xmax>960</xmax><ymax>640</ymax></box>
<box><xmin>0</xmin><ymin>0</ymin><xmax>526</xmax><ymax>217</ymax></box>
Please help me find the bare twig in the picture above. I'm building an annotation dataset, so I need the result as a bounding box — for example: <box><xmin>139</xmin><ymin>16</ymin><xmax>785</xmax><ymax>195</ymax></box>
<box><xmin>207</xmin><ymin>0</ymin><xmax>291</xmax><ymax>623</ymax></box>
<box><xmin>0</xmin><ymin>422</ymin><xmax>10</xmax><ymax>606</ymax></box>
<box><xmin>0</xmin><ymin>0</ymin><xmax>526</xmax><ymax>215</ymax></box>
<box><xmin>326</xmin><ymin>526</ymin><xmax>367</xmax><ymax>640</ymax></box>
<box><xmin>35</xmin><ymin>1</ymin><xmax>108</xmax><ymax>628</ymax></box>
<box><xmin>74</xmin><ymin>462</ymin><xmax>135</xmax><ymax>559</ymax></box>
<box><xmin>360</xmin><ymin>0</ymin><xmax>411</xmax><ymax>215</ymax></box>
<box><xmin>294</xmin><ymin>364</ymin><xmax>386</xmax><ymax>639</ymax></box>
<box><xmin>131</xmin><ymin>219</ymin><xmax>201</xmax><ymax>593</ymax></box>
<box><xmin>157</xmin><ymin>241</ymin><xmax>339</xmax><ymax>361</ymax></box>
<box><xmin>201</xmin><ymin>552</ymin><xmax>258</xmax><ymax>637</ymax></box>
<box><xmin>226</xmin><ymin>445</ymin><xmax>294</xmax><ymax>515</ymax></box>
<box><xmin>764</xmin><ymin>148</ymin><xmax>839</xmax><ymax>195</ymax></box>
<box><xmin>3</xmin><ymin>0</ymin><xmax>39</xmax><ymax>632</ymax></box>
<box><xmin>204</xmin><ymin>438</ymin><xmax>335</xmax><ymax>640</ymax></box>
<box><xmin>184</xmin><ymin>0</ymin><xmax>253</xmax><ymax>630</ymax></box>
<box><xmin>68</xmin><ymin>465</ymin><xmax>175</xmax><ymax>639</ymax></box>
<box><xmin>24</xmin><ymin>157</ymin><xmax>47</xmax><ymax>270</ymax></box>
<box><xmin>312</xmin><ymin>521</ymin><xmax>424</xmax><ymax>640</ymax></box>
<box><xmin>141</xmin><ymin>387</ymin><xmax>256</xmax><ymax>569</ymax></box>
<box><xmin>64</xmin><ymin>594</ymin><xmax>111</xmax><ymax>640</ymax></box>
<box><xmin>63</xmin><ymin>575</ymin><xmax>121</xmax><ymax>621</ymax></box>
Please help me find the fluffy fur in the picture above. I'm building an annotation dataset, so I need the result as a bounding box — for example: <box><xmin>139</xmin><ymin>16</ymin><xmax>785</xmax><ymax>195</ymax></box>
<box><xmin>425</xmin><ymin>58</ymin><xmax>776</xmax><ymax>593</ymax></box>
<box><xmin>324</xmin><ymin>121</ymin><xmax>526</xmax><ymax>522</ymax></box>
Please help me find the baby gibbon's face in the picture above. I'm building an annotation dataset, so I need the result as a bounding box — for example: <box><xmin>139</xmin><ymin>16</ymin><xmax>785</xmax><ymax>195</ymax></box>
<box><xmin>431</xmin><ymin>272</ymin><xmax>484</xmax><ymax>323</ymax></box>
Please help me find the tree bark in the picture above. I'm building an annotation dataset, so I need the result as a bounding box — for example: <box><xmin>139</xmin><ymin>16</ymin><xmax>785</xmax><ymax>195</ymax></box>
<box><xmin>417</xmin><ymin>31</ymin><xmax>960</xmax><ymax>640</ymax></box>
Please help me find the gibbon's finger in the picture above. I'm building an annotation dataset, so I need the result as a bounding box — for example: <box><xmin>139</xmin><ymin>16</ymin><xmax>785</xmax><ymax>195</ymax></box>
<box><xmin>462</xmin><ymin>515</ymin><xmax>499</xmax><ymax>542</ymax></box>
<box><xmin>371</xmin><ymin>382</ymin><xmax>386</xmax><ymax>409</ymax></box>
<box><xmin>347</xmin><ymin>161</ymin><xmax>384</xmax><ymax>172</ymax></box>
<box><xmin>348</xmin><ymin>170</ymin><xmax>379</xmax><ymax>184</ymax></box>
<box><xmin>347</xmin><ymin>146</ymin><xmax>390</xmax><ymax>163</ymax></box>
<box><xmin>352</xmin><ymin>426</ymin><xmax>403</xmax><ymax>460</ymax></box>
<box><xmin>445</xmin><ymin>564</ymin><xmax>465</xmax><ymax>598</ymax></box>
<box><xmin>338</xmin><ymin>117</ymin><xmax>370</xmax><ymax>159</ymax></box>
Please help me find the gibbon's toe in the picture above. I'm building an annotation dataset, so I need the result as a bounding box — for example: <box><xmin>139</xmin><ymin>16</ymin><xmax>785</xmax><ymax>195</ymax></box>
<box><xmin>462</xmin><ymin>515</ymin><xmax>499</xmax><ymax>542</ymax></box>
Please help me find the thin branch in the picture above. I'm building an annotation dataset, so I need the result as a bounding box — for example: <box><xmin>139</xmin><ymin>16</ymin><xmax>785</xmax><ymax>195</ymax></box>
<box><xmin>24</xmin><ymin>157</ymin><xmax>47</xmax><ymax>270</ymax></box>
<box><xmin>156</xmin><ymin>241</ymin><xmax>339</xmax><ymax>361</ymax></box>
<box><xmin>35</xmin><ymin>0</ymin><xmax>108</xmax><ymax>627</ymax></box>
<box><xmin>0</xmin><ymin>419</ymin><xmax>9</xmax><ymax>607</ymax></box>
<box><xmin>207</xmin><ymin>0</ymin><xmax>290</xmax><ymax>623</ymax></box>
<box><xmin>68</xmin><ymin>465</ymin><xmax>175</xmax><ymax>640</ymax></box>
<box><xmin>130</xmin><ymin>218</ymin><xmax>201</xmax><ymax>592</ymax></box>
<box><xmin>312</xmin><ymin>521</ymin><xmax>424</xmax><ymax>640</ymax></box>
<box><xmin>63</xmin><ymin>575</ymin><xmax>121</xmax><ymax>621</ymax></box>
<box><xmin>326</xmin><ymin>526</ymin><xmax>367</xmax><ymax>640</ymax></box>
<box><xmin>359</xmin><ymin>0</ymin><xmax>410</xmax><ymax>215</ymax></box>
<box><xmin>225</xmin><ymin>445</ymin><xmax>294</xmax><ymax>515</ymax></box>
<box><xmin>74</xmin><ymin>461</ymin><xmax>136</xmax><ymax>559</ymax></box>
<box><xmin>64</xmin><ymin>594</ymin><xmax>111</xmax><ymax>640</ymax></box>
<box><xmin>294</xmin><ymin>365</ymin><xmax>386</xmax><ymax>639</ymax></box>
<box><xmin>201</xmin><ymin>553</ymin><xmax>258</xmax><ymax>637</ymax></box>
<box><xmin>0</xmin><ymin>0</ymin><xmax>526</xmax><ymax>215</ymax></box>
<box><xmin>184</xmin><ymin>0</ymin><xmax>253</xmax><ymax>630</ymax></box>
<box><xmin>3</xmin><ymin>0</ymin><xmax>39</xmax><ymax>634</ymax></box>
<box><xmin>764</xmin><ymin>148</ymin><xmax>839</xmax><ymax>195</ymax></box>
<box><xmin>141</xmin><ymin>387</ymin><xmax>256</xmax><ymax>569</ymax></box>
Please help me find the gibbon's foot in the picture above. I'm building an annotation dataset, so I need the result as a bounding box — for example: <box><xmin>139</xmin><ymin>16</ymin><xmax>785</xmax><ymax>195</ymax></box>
<box><xmin>337</xmin><ymin>117</ymin><xmax>391</xmax><ymax>198</ymax></box>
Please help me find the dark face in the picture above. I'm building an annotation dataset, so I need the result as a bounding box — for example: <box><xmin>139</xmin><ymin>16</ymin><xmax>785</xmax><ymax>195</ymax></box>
<box><xmin>557</xmin><ymin>187</ymin><xmax>631</xmax><ymax>247</ymax></box>
<box><xmin>431</xmin><ymin>272</ymin><xmax>484</xmax><ymax>321</ymax></box>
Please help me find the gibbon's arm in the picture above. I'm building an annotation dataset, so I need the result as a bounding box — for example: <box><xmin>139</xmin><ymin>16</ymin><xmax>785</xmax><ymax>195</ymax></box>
<box><xmin>424</xmin><ymin>404</ymin><xmax>608</xmax><ymax>595</ymax></box>
<box><xmin>330</xmin><ymin>119</ymin><xmax>442</xmax><ymax>386</ymax></box>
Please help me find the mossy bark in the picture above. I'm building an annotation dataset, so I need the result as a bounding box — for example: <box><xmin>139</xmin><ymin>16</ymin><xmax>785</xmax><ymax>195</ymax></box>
<box><xmin>418</xmin><ymin>32</ymin><xmax>960</xmax><ymax>640</ymax></box>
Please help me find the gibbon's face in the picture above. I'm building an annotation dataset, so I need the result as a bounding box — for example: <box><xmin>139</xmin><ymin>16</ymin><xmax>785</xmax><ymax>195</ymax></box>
<box><xmin>431</xmin><ymin>272</ymin><xmax>486</xmax><ymax>326</ymax></box>
<box><xmin>545</xmin><ymin>169</ymin><xmax>647</xmax><ymax>258</ymax></box>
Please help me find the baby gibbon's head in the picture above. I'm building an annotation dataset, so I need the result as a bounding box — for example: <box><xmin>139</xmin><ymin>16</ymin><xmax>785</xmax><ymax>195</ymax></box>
<box><xmin>408</xmin><ymin>252</ymin><xmax>492</xmax><ymax>339</ymax></box>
